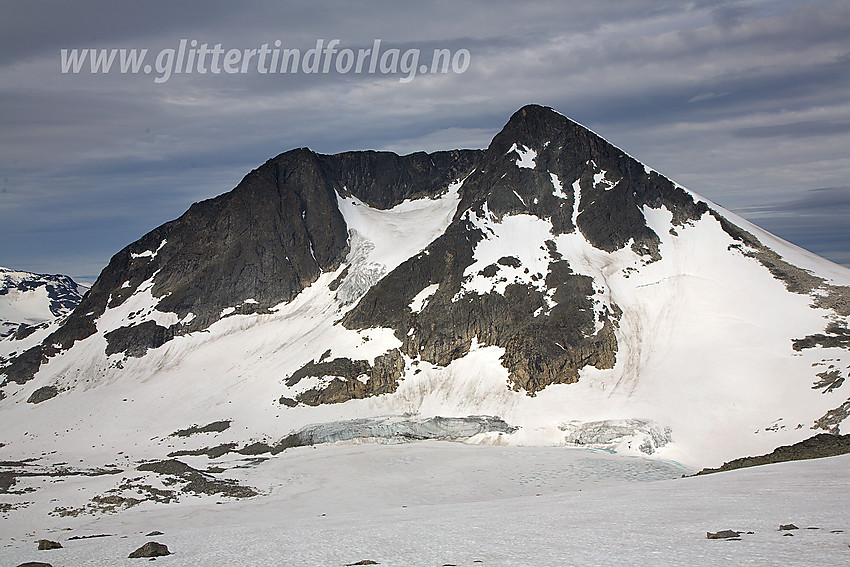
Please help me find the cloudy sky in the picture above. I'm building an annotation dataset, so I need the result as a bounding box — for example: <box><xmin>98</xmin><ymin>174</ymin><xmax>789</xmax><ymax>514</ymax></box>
<box><xmin>2</xmin><ymin>0</ymin><xmax>849</xmax><ymax>282</ymax></box>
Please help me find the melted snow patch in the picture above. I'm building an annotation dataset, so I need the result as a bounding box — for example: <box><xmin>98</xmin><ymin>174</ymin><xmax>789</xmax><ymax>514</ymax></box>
<box><xmin>507</xmin><ymin>143</ymin><xmax>536</xmax><ymax>169</ymax></box>
<box><xmin>410</xmin><ymin>283</ymin><xmax>439</xmax><ymax>313</ymax></box>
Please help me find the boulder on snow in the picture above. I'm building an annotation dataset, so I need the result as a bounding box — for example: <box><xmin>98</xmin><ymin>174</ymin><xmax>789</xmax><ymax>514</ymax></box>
<box><xmin>16</xmin><ymin>562</ymin><xmax>54</xmax><ymax>567</ymax></box>
<box><xmin>36</xmin><ymin>539</ymin><xmax>62</xmax><ymax>550</ymax></box>
<box><xmin>27</xmin><ymin>386</ymin><xmax>58</xmax><ymax>405</ymax></box>
<box><xmin>706</xmin><ymin>530</ymin><xmax>742</xmax><ymax>539</ymax></box>
<box><xmin>128</xmin><ymin>541</ymin><xmax>171</xmax><ymax>558</ymax></box>
<box><xmin>779</xmin><ymin>524</ymin><xmax>799</xmax><ymax>531</ymax></box>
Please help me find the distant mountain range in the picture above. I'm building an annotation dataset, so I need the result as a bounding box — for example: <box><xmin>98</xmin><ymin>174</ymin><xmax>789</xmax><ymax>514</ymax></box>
<box><xmin>0</xmin><ymin>267</ymin><xmax>87</xmax><ymax>339</ymax></box>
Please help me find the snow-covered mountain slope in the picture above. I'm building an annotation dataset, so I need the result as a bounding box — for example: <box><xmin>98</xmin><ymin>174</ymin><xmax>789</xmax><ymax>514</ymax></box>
<box><xmin>1</xmin><ymin>104</ymin><xmax>849</xmax><ymax>491</ymax></box>
<box><xmin>0</xmin><ymin>267</ymin><xmax>86</xmax><ymax>340</ymax></box>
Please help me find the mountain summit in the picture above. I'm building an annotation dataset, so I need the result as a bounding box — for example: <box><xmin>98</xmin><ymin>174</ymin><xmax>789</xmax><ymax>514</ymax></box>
<box><xmin>1</xmin><ymin>105</ymin><xmax>849</xmax><ymax>470</ymax></box>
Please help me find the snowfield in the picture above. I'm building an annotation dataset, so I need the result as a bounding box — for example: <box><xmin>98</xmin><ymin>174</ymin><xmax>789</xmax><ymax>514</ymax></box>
<box><xmin>2</xmin><ymin>443</ymin><xmax>848</xmax><ymax>566</ymax></box>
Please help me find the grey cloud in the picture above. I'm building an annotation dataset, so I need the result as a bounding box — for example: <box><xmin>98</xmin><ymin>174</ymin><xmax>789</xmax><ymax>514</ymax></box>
<box><xmin>733</xmin><ymin>120</ymin><xmax>850</xmax><ymax>139</ymax></box>
<box><xmin>736</xmin><ymin>186</ymin><xmax>850</xmax><ymax>267</ymax></box>
<box><xmin>2</xmin><ymin>0</ymin><xmax>850</xmax><ymax>277</ymax></box>
<box><xmin>744</xmin><ymin>186</ymin><xmax>850</xmax><ymax>213</ymax></box>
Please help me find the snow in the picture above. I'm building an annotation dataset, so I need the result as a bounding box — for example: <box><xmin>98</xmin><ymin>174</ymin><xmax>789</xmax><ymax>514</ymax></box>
<box><xmin>2</xmin><ymin>443</ymin><xmax>848</xmax><ymax>566</ymax></box>
<box><xmin>455</xmin><ymin>206</ymin><xmax>553</xmax><ymax>298</ymax></box>
<box><xmin>95</xmin><ymin>272</ymin><xmax>178</xmax><ymax>331</ymax></box>
<box><xmin>507</xmin><ymin>142</ymin><xmax>537</xmax><ymax>169</ymax></box>
<box><xmin>550</xmin><ymin>172</ymin><xmax>569</xmax><ymax>199</ymax></box>
<box><xmin>336</xmin><ymin>179</ymin><xmax>463</xmax><ymax>274</ymax></box>
<box><xmin>593</xmin><ymin>168</ymin><xmax>616</xmax><ymax>190</ymax></box>
<box><xmin>570</xmin><ymin>178</ymin><xmax>582</xmax><ymax>227</ymax></box>
<box><xmin>130</xmin><ymin>239</ymin><xmax>167</xmax><ymax>260</ymax></box>
<box><xmin>409</xmin><ymin>283</ymin><xmax>439</xmax><ymax>313</ymax></box>
<box><xmin>0</xmin><ymin>284</ymin><xmax>54</xmax><ymax>329</ymax></box>
<box><xmin>683</xmin><ymin>188</ymin><xmax>850</xmax><ymax>287</ymax></box>
<box><xmin>0</xmin><ymin>242</ymin><xmax>411</xmax><ymax>466</ymax></box>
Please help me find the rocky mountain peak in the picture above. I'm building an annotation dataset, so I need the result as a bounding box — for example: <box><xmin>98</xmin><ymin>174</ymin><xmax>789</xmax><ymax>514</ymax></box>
<box><xmin>1</xmin><ymin>106</ymin><xmax>849</xmax><ymax>470</ymax></box>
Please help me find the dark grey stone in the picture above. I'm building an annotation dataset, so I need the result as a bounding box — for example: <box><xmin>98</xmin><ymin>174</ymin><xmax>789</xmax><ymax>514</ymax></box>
<box><xmin>26</xmin><ymin>385</ymin><xmax>58</xmax><ymax>405</ymax></box>
<box><xmin>707</xmin><ymin>530</ymin><xmax>742</xmax><ymax>539</ymax></box>
<box><xmin>128</xmin><ymin>541</ymin><xmax>171</xmax><ymax>558</ymax></box>
<box><xmin>36</xmin><ymin>539</ymin><xmax>62</xmax><ymax>550</ymax></box>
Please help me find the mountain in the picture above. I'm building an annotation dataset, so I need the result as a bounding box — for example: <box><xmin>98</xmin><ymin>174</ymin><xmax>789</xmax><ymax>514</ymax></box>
<box><xmin>0</xmin><ymin>267</ymin><xmax>87</xmax><ymax>339</ymax></box>
<box><xmin>1</xmin><ymin>105</ymin><xmax>849</xmax><ymax>481</ymax></box>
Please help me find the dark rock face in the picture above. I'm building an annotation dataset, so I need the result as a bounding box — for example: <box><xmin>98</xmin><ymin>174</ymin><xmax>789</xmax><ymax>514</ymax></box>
<box><xmin>105</xmin><ymin>321</ymin><xmax>174</xmax><ymax>358</ymax></box>
<box><xmin>2</xmin><ymin>345</ymin><xmax>48</xmax><ymax>386</ymax></box>
<box><xmin>794</xmin><ymin>322</ymin><xmax>850</xmax><ymax>352</ymax></box>
<box><xmin>813</xmin><ymin>401</ymin><xmax>850</xmax><ymax>434</ymax></box>
<box><xmin>285</xmin><ymin>350</ymin><xmax>405</xmax><ymax>406</ymax></box>
<box><xmin>319</xmin><ymin>149</ymin><xmax>481</xmax><ymax>209</ymax></box>
<box><xmin>457</xmin><ymin>105</ymin><xmax>707</xmax><ymax>254</ymax></box>
<box><xmin>128</xmin><ymin>541</ymin><xmax>171</xmax><ymax>558</ymax></box>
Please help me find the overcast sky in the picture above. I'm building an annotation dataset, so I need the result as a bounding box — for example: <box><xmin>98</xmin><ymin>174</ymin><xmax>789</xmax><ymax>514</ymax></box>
<box><xmin>2</xmin><ymin>0</ymin><xmax>849</xmax><ymax>282</ymax></box>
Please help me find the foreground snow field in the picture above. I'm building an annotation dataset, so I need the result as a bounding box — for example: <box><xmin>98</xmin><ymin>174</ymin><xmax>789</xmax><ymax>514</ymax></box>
<box><xmin>3</xmin><ymin>442</ymin><xmax>848</xmax><ymax>566</ymax></box>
